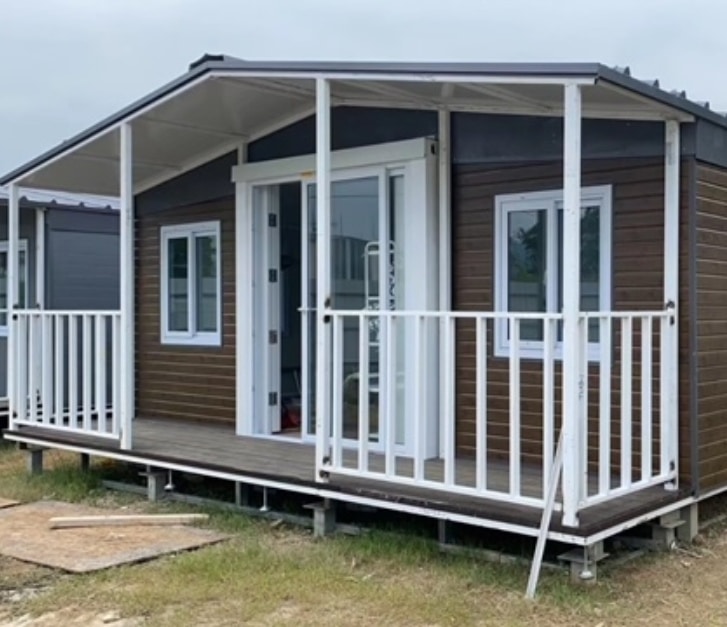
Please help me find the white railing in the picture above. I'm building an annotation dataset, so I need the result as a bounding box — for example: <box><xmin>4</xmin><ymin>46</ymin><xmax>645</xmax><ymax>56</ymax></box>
<box><xmin>579</xmin><ymin>309</ymin><xmax>679</xmax><ymax>509</ymax></box>
<box><xmin>319</xmin><ymin>307</ymin><xmax>679</xmax><ymax>521</ymax></box>
<box><xmin>320</xmin><ymin>310</ymin><xmax>564</xmax><ymax>511</ymax></box>
<box><xmin>12</xmin><ymin>310</ymin><xmax>122</xmax><ymax>440</ymax></box>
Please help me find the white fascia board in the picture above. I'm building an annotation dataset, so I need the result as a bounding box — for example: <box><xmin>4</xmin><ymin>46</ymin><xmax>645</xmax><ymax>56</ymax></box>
<box><xmin>232</xmin><ymin>137</ymin><xmax>434</xmax><ymax>183</ymax></box>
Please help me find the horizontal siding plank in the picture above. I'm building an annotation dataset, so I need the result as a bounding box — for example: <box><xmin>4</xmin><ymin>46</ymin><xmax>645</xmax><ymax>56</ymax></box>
<box><xmin>136</xmin><ymin>197</ymin><xmax>236</xmax><ymax>424</ymax></box>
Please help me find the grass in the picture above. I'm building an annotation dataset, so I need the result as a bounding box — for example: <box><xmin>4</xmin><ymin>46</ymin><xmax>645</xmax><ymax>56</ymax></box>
<box><xmin>0</xmin><ymin>443</ymin><xmax>726</xmax><ymax>626</ymax></box>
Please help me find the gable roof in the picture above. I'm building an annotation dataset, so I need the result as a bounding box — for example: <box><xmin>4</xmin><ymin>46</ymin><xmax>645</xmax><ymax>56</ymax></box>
<box><xmin>0</xmin><ymin>57</ymin><xmax>717</xmax><ymax>192</ymax></box>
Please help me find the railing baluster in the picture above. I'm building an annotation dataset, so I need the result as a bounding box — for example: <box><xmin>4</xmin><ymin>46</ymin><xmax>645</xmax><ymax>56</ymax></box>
<box><xmin>659</xmin><ymin>314</ymin><xmax>669</xmax><ymax>477</ymax></box>
<box><xmin>82</xmin><ymin>314</ymin><xmax>92</xmax><ymax>431</ymax></box>
<box><xmin>112</xmin><ymin>314</ymin><xmax>121</xmax><ymax>437</ymax></box>
<box><xmin>443</xmin><ymin>315</ymin><xmax>456</xmax><ymax>487</ymax></box>
<box><xmin>385</xmin><ymin>315</ymin><xmax>397</xmax><ymax>478</ymax></box>
<box><xmin>331</xmin><ymin>314</ymin><xmax>343</xmax><ymax>468</ymax></box>
<box><xmin>27</xmin><ymin>315</ymin><xmax>37</xmax><ymax>422</ymax></box>
<box><xmin>476</xmin><ymin>316</ymin><xmax>488</xmax><ymax>492</ymax></box>
<box><xmin>599</xmin><ymin>316</ymin><xmax>612</xmax><ymax>496</ymax></box>
<box><xmin>621</xmin><ymin>316</ymin><xmax>633</xmax><ymax>489</ymax></box>
<box><xmin>412</xmin><ymin>315</ymin><xmax>424</xmax><ymax>482</ymax></box>
<box><xmin>357</xmin><ymin>313</ymin><xmax>370</xmax><ymax>473</ymax></box>
<box><xmin>95</xmin><ymin>314</ymin><xmax>107</xmax><ymax>434</ymax></box>
<box><xmin>641</xmin><ymin>316</ymin><xmax>653</xmax><ymax>482</ymax></box>
<box><xmin>41</xmin><ymin>314</ymin><xmax>53</xmax><ymax>425</ymax></box>
<box><xmin>15</xmin><ymin>314</ymin><xmax>28</xmax><ymax>424</ymax></box>
<box><xmin>54</xmin><ymin>315</ymin><xmax>64</xmax><ymax>425</ymax></box>
<box><xmin>68</xmin><ymin>315</ymin><xmax>78</xmax><ymax>429</ymax></box>
<box><xmin>509</xmin><ymin>318</ymin><xmax>521</xmax><ymax>498</ymax></box>
<box><xmin>542</xmin><ymin>317</ymin><xmax>554</xmax><ymax>499</ymax></box>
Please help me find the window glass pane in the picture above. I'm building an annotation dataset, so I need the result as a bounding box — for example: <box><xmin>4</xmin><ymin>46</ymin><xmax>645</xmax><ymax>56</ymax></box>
<box><xmin>0</xmin><ymin>249</ymin><xmax>26</xmax><ymax>328</ymax></box>
<box><xmin>389</xmin><ymin>174</ymin><xmax>404</xmax><ymax>311</ymax></box>
<box><xmin>307</xmin><ymin>177</ymin><xmax>383</xmax><ymax>443</ymax></box>
<box><xmin>195</xmin><ymin>234</ymin><xmax>218</xmax><ymax>333</ymax></box>
<box><xmin>508</xmin><ymin>209</ymin><xmax>547</xmax><ymax>341</ymax></box>
<box><xmin>19</xmin><ymin>250</ymin><xmax>26</xmax><ymax>310</ymax></box>
<box><xmin>167</xmin><ymin>237</ymin><xmax>189</xmax><ymax>332</ymax></box>
<box><xmin>557</xmin><ymin>204</ymin><xmax>601</xmax><ymax>341</ymax></box>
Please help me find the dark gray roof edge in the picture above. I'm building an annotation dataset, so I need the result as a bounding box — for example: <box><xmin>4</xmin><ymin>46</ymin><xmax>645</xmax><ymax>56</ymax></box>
<box><xmin>1</xmin><ymin>57</ymin><xmax>722</xmax><ymax>186</ymax></box>
<box><xmin>0</xmin><ymin>198</ymin><xmax>118</xmax><ymax>214</ymax></box>
<box><xmin>595</xmin><ymin>64</ymin><xmax>725</xmax><ymax>127</ymax></box>
<box><xmin>202</xmin><ymin>58</ymin><xmax>605</xmax><ymax>76</ymax></box>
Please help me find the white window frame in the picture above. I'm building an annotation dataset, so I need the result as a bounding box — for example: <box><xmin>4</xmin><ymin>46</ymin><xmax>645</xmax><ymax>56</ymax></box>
<box><xmin>160</xmin><ymin>221</ymin><xmax>222</xmax><ymax>346</ymax></box>
<box><xmin>0</xmin><ymin>239</ymin><xmax>29</xmax><ymax>337</ymax></box>
<box><xmin>494</xmin><ymin>184</ymin><xmax>612</xmax><ymax>360</ymax></box>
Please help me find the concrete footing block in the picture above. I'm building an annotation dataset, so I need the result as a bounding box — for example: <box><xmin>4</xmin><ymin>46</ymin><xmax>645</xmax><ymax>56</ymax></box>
<box><xmin>139</xmin><ymin>469</ymin><xmax>167</xmax><ymax>502</ymax></box>
<box><xmin>305</xmin><ymin>500</ymin><xmax>336</xmax><ymax>538</ymax></box>
<box><xmin>676</xmin><ymin>503</ymin><xmax>699</xmax><ymax>543</ymax></box>
<box><xmin>26</xmin><ymin>448</ymin><xmax>44</xmax><ymax>475</ymax></box>
<box><xmin>558</xmin><ymin>542</ymin><xmax>607</xmax><ymax>585</ymax></box>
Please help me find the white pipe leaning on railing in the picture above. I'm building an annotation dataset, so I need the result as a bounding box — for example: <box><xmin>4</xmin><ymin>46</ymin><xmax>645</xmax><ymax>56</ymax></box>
<box><xmin>12</xmin><ymin>310</ymin><xmax>122</xmax><ymax>440</ymax></box>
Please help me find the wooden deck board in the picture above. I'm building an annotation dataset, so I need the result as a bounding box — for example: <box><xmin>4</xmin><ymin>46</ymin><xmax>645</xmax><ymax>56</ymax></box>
<box><xmin>6</xmin><ymin>417</ymin><xmax>687</xmax><ymax>537</ymax></box>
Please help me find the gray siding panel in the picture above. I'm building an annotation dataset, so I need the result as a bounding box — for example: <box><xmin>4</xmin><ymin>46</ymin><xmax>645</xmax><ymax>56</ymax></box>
<box><xmin>136</xmin><ymin>109</ymin><xmax>701</xmax><ymax>217</ymax></box>
<box><xmin>46</xmin><ymin>212</ymin><xmax>120</xmax><ymax>310</ymax></box>
<box><xmin>0</xmin><ymin>206</ymin><xmax>119</xmax><ymax>398</ymax></box>
<box><xmin>135</xmin><ymin>152</ymin><xmax>237</xmax><ymax>216</ymax></box>
<box><xmin>0</xmin><ymin>207</ymin><xmax>37</xmax><ymax>397</ymax></box>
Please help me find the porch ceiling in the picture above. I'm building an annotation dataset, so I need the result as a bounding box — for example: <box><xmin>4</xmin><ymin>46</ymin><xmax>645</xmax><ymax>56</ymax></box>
<box><xmin>5</xmin><ymin>69</ymin><xmax>695</xmax><ymax>197</ymax></box>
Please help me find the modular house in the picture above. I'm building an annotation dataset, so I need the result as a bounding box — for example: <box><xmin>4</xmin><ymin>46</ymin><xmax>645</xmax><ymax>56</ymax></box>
<box><xmin>0</xmin><ymin>189</ymin><xmax>119</xmax><ymax>416</ymax></box>
<box><xmin>2</xmin><ymin>56</ymin><xmax>726</xmax><ymax>567</ymax></box>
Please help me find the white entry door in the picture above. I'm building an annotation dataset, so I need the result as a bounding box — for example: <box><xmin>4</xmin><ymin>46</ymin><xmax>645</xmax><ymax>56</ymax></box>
<box><xmin>236</xmin><ymin>138</ymin><xmax>440</xmax><ymax>458</ymax></box>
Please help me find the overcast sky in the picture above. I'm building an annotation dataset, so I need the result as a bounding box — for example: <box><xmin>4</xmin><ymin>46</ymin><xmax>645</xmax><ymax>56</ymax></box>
<box><xmin>0</xmin><ymin>0</ymin><xmax>723</xmax><ymax>175</ymax></box>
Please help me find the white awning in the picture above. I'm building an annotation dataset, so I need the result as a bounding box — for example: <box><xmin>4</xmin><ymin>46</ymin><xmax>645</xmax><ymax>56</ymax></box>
<box><xmin>6</xmin><ymin>70</ymin><xmax>694</xmax><ymax>197</ymax></box>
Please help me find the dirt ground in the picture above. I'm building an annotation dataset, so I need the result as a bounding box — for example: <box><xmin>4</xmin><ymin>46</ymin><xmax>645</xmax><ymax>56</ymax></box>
<box><xmin>2</xmin><ymin>522</ymin><xmax>727</xmax><ymax>626</ymax></box>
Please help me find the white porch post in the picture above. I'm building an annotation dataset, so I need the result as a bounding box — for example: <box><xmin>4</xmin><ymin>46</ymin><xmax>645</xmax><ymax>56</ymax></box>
<box><xmin>119</xmin><ymin>123</ymin><xmax>134</xmax><ymax>450</ymax></box>
<box><xmin>235</xmin><ymin>140</ymin><xmax>253</xmax><ymax>436</ymax></box>
<box><xmin>561</xmin><ymin>83</ymin><xmax>583</xmax><ymax>527</ymax></box>
<box><xmin>315</xmin><ymin>77</ymin><xmax>332</xmax><ymax>479</ymax></box>
<box><xmin>7</xmin><ymin>184</ymin><xmax>19</xmax><ymax>428</ymax></box>
<box><xmin>663</xmin><ymin>120</ymin><xmax>680</xmax><ymax>484</ymax></box>
<box><xmin>438</xmin><ymin>109</ymin><xmax>451</xmax><ymax>458</ymax></box>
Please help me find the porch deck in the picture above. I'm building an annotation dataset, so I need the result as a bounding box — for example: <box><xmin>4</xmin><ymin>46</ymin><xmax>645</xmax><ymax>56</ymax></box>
<box><xmin>4</xmin><ymin>417</ymin><xmax>685</xmax><ymax>538</ymax></box>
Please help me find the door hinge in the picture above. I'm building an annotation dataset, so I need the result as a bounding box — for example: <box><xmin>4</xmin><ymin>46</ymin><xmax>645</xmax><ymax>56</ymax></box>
<box><xmin>269</xmin><ymin>330</ymin><xmax>278</xmax><ymax>345</ymax></box>
<box><xmin>268</xmin><ymin>392</ymin><xmax>278</xmax><ymax>406</ymax></box>
<box><xmin>268</xmin><ymin>213</ymin><xmax>278</xmax><ymax>228</ymax></box>
<box><xmin>268</xmin><ymin>269</ymin><xmax>278</xmax><ymax>283</ymax></box>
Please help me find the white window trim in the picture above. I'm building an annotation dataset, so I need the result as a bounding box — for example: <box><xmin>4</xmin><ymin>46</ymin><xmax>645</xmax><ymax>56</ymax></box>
<box><xmin>494</xmin><ymin>184</ymin><xmax>612</xmax><ymax>360</ymax></box>
<box><xmin>0</xmin><ymin>239</ymin><xmax>29</xmax><ymax>337</ymax></box>
<box><xmin>160</xmin><ymin>220</ymin><xmax>222</xmax><ymax>347</ymax></box>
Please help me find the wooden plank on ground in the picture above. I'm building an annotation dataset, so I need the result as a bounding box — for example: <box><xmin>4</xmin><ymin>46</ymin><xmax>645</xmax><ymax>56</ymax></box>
<box><xmin>0</xmin><ymin>498</ymin><xmax>20</xmax><ymax>510</ymax></box>
<box><xmin>49</xmin><ymin>513</ymin><xmax>209</xmax><ymax>529</ymax></box>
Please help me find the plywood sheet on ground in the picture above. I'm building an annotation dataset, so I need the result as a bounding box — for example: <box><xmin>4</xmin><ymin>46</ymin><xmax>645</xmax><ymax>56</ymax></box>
<box><xmin>0</xmin><ymin>501</ymin><xmax>228</xmax><ymax>573</ymax></box>
<box><xmin>0</xmin><ymin>499</ymin><xmax>19</xmax><ymax>510</ymax></box>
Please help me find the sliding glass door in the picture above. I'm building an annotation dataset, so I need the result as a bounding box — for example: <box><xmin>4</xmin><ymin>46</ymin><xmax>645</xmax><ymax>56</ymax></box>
<box><xmin>303</xmin><ymin>168</ymin><xmax>406</xmax><ymax>446</ymax></box>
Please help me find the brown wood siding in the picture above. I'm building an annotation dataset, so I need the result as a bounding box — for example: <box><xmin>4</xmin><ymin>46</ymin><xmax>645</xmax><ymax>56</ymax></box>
<box><xmin>696</xmin><ymin>163</ymin><xmax>727</xmax><ymax>491</ymax></box>
<box><xmin>452</xmin><ymin>158</ymin><xmax>693</xmax><ymax>485</ymax></box>
<box><xmin>135</xmin><ymin>197</ymin><xmax>235</xmax><ymax>424</ymax></box>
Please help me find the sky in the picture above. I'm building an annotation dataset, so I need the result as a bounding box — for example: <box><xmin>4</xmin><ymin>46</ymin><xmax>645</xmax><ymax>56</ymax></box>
<box><xmin>0</xmin><ymin>0</ymin><xmax>724</xmax><ymax>175</ymax></box>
